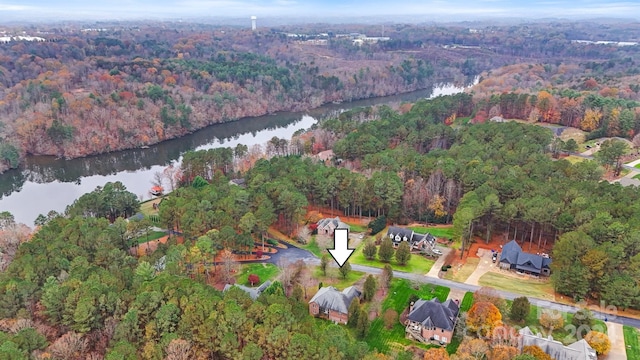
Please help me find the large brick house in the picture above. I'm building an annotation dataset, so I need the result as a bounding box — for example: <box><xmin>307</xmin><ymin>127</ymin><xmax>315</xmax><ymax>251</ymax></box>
<box><xmin>405</xmin><ymin>298</ymin><xmax>459</xmax><ymax>345</ymax></box>
<box><xmin>309</xmin><ymin>286</ymin><xmax>361</xmax><ymax>324</ymax></box>
<box><xmin>316</xmin><ymin>217</ymin><xmax>350</xmax><ymax>235</ymax></box>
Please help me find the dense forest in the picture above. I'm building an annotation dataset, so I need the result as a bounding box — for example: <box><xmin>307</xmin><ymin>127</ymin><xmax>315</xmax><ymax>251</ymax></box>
<box><xmin>1</xmin><ymin>90</ymin><xmax>640</xmax><ymax>357</ymax></box>
<box><xmin>1</xmin><ymin>20</ymin><xmax>640</xmax><ymax>173</ymax></box>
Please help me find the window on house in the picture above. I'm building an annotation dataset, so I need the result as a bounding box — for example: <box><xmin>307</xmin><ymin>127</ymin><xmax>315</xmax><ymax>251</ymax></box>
<box><xmin>434</xmin><ymin>334</ymin><xmax>439</xmax><ymax>340</ymax></box>
<box><xmin>442</xmin><ymin>336</ymin><xmax>447</xmax><ymax>342</ymax></box>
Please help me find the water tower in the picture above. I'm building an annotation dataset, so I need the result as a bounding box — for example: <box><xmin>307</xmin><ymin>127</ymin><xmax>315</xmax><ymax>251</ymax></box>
<box><xmin>251</xmin><ymin>16</ymin><xmax>257</xmax><ymax>31</ymax></box>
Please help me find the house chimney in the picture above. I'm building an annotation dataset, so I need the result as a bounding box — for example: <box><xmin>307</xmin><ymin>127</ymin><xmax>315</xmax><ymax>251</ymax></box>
<box><xmin>409</xmin><ymin>301</ymin><xmax>415</xmax><ymax>313</ymax></box>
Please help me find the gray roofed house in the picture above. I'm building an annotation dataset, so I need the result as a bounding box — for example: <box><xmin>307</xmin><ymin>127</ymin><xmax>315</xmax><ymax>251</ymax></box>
<box><xmin>316</xmin><ymin>217</ymin><xmax>350</xmax><ymax>235</ymax></box>
<box><xmin>499</xmin><ymin>240</ymin><xmax>552</xmax><ymax>276</ymax></box>
<box><xmin>386</xmin><ymin>226</ymin><xmax>434</xmax><ymax>250</ymax></box>
<box><xmin>518</xmin><ymin>327</ymin><xmax>597</xmax><ymax>360</ymax></box>
<box><xmin>405</xmin><ymin>297</ymin><xmax>459</xmax><ymax>344</ymax></box>
<box><xmin>309</xmin><ymin>286</ymin><xmax>361</xmax><ymax>324</ymax></box>
<box><xmin>223</xmin><ymin>280</ymin><xmax>272</xmax><ymax>300</ymax></box>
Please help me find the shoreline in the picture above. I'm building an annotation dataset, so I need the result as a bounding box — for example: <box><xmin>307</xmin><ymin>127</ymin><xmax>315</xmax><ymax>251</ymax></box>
<box><xmin>10</xmin><ymin>80</ymin><xmax>468</xmax><ymax>170</ymax></box>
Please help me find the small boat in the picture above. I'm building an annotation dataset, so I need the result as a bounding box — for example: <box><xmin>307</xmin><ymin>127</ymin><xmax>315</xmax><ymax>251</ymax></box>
<box><xmin>141</xmin><ymin>145</ymin><xmax>150</xmax><ymax>149</ymax></box>
<box><xmin>150</xmin><ymin>186</ymin><xmax>164</xmax><ymax>196</ymax></box>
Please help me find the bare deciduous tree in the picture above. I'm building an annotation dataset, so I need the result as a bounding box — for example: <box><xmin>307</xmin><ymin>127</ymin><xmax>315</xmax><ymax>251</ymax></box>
<box><xmin>48</xmin><ymin>332</ymin><xmax>88</xmax><ymax>360</ymax></box>
<box><xmin>165</xmin><ymin>339</ymin><xmax>192</xmax><ymax>360</ymax></box>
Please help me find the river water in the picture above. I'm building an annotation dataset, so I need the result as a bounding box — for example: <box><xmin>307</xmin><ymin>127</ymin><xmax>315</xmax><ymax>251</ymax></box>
<box><xmin>0</xmin><ymin>81</ymin><xmax>474</xmax><ymax>225</ymax></box>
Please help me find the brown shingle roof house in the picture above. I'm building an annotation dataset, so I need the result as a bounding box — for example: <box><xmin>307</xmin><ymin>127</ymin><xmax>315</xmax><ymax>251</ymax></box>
<box><xmin>309</xmin><ymin>286</ymin><xmax>361</xmax><ymax>324</ymax></box>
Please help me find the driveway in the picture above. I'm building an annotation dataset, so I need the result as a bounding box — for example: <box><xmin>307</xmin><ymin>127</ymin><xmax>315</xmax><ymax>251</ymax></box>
<box><xmin>465</xmin><ymin>248</ymin><xmax>499</xmax><ymax>286</ymax></box>
<box><xmin>425</xmin><ymin>246</ymin><xmax>451</xmax><ymax>277</ymax></box>
<box><xmin>605</xmin><ymin>322</ymin><xmax>627</xmax><ymax>360</ymax></box>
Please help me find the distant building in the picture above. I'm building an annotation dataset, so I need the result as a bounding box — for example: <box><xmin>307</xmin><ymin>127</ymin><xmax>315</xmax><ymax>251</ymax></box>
<box><xmin>251</xmin><ymin>16</ymin><xmax>257</xmax><ymax>31</ymax></box>
<box><xmin>309</xmin><ymin>286</ymin><xmax>361</xmax><ymax>324</ymax></box>
<box><xmin>386</xmin><ymin>226</ymin><xmax>436</xmax><ymax>250</ymax></box>
<box><xmin>518</xmin><ymin>326</ymin><xmax>597</xmax><ymax>360</ymax></box>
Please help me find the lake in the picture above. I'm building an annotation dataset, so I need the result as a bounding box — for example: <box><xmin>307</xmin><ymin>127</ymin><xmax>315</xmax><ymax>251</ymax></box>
<box><xmin>0</xmin><ymin>80</ymin><xmax>476</xmax><ymax>225</ymax></box>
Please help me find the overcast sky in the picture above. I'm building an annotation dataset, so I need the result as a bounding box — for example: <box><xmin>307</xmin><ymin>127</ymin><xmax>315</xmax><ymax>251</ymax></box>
<box><xmin>2</xmin><ymin>0</ymin><xmax>640</xmax><ymax>21</ymax></box>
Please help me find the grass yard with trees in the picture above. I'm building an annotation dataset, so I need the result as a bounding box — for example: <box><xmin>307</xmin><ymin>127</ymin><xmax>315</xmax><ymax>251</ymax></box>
<box><xmin>364</xmin><ymin>279</ymin><xmax>451</xmax><ymax>353</ymax></box>
<box><xmin>350</xmin><ymin>241</ymin><xmax>435</xmax><ymax>273</ymax></box>
<box><xmin>235</xmin><ymin>263</ymin><xmax>280</xmax><ymax>286</ymax></box>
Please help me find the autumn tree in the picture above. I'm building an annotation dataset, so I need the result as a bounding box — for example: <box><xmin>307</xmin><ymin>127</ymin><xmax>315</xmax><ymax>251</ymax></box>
<box><xmin>584</xmin><ymin>331</ymin><xmax>611</xmax><ymax>356</ymax></box>
<box><xmin>423</xmin><ymin>347</ymin><xmax>449</xmax><ymax>360</ymax></box>
<box><xmin>522</xmin><ymin>345</ymin><xmax>552</xmax><ymax>360</ymax></box>
<box><xmin>455</xmin><ymin>337</ymin><xmax>489</xmax><ymax>359</ymax></box>
<box><xmin>473</xmin><ymin>287</ymin><xmax>507</xmax><ymax>314</ymax></box>
<box><xmin>383</xmin><ymin>309</ymin><xmax>397</xmax><ymax>330</ymax></box>
<box><xmin>378</xmin><ymin>237</ymin><xmax>395</xmax><ymax>263</ymax></box>
<box><xmin>467</xmin><ymin>301</ymin><xmax>502</xmax><ymax>338</ymax></box>
<box><xmin>248</xmin><ymin>274</ymin><xmax>260</xmax><ymax>286</ymax></box>
<box><xmin>510</xmin><ymin>296</ymin><xmax>530</xmax><ymax>322</ymax></box>
<box><xmin>580</xmin><ymin>108</ymin><xmax>602</xmax><ymax>131</ymax></box>
<box><xmin>539</xmin><ymin>309</ymin><xmax>564</xmax><ymax>331</ymax></box>
<box><xmin>488</xmin><ymin>345</ymin><xmax>518</xmax><ymax>360</ymax></box>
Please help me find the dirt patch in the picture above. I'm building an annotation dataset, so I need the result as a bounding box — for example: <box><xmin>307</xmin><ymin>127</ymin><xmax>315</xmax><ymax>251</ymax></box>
<box><xmin>306</xmin><ymin>206</ymin><xmax>372</xmax><ymax>226</ymax></box>
<box><xmin>559</xmin><ymin>127</ymin><xmax>586</xmax><ymax>143</ymax></box>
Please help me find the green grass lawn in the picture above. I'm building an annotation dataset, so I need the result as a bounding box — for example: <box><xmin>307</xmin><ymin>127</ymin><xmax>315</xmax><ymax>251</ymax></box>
<box><xmin>344</xmin><ymin>222</ymin><xmax>368</xmax><ymax>233</ymax></box>
<box><xmin>313</xmin><ymin>266</ymin><xmax>365</xmax><ymax>290</ymax></box>
<box><xmin>350</xmin><ymin>242</ymin><xmax>435</xmax><ymax>274</ymax></box>
<box><xmin>302</xmin><ymin>237</ymin><xmax>324</xmax><ymax>258</ymax></box>
<box><xmin>408</xmin><ymin>226</ymin><xmax>454</xmax><ymax>239</ymax></box>
<box><xmin>443</xmin><ymin>258</ymin><xmax>479</xmax><ymax>283</ymax></box>
<box><xmin>477</xmin><ymin>272</ymin><xmax>555</xmax><ymax>300</ymax></box>
<box><xmin>132</xmin><ymin>230</ymin><xmax>166</xmax><ymax>245</ymax></box>
<box><xmin>459</xmin><ymin>292</ymin><xmax>474</xmax><ymax>312</ymax></box>
<box><xmin>624</xmin><ymin>326</ymin><xmax>640</xmax><ymax>360</ymax></box>
<box><xmin>633</xmin><ymin>173</ymin><xmax>640</xmax><ymax>180</ymax></box>
<box><xmin>235</xmin><ymin>263</ymin><xmax>280</xmax><ymax>286</ymax></box>
<box><xmin>364</xmin><ymin>279</ymin><xmax>450</xmax><ymax>353</ymax></box>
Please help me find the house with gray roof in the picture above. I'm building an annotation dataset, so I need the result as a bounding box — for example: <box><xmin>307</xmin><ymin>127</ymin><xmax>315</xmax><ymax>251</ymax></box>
<box><xmin>405</xmin><ymin>297</ymin><xmax>459</xmax><ymax>344</ymax></box>
<box><xmin>499</xmin><ymin>240</ymin><xmax>552</xmax><ymax>276</ymax></box>
<box><xmin>316</xmin><ymin>217</ymin><xmax>349</xmax><ymax>235</ymax></box>
<box><xmin>518</xmin><ymin>327</ymin><xmax>597</xmax><ymax>360</ymax></box>
<box><xmin>386</xmin><ymin>226</ymin><xmax>436</xmax><ymax>250</ymax></box>
<box><xmin>223</xmin><ymin>280</ymin><xmax>272</xmax><ymax>300</ymax></box>
<box><xmin>309</xmin><ymin>286</ymin><xmax>361</xmax><ymax>324</ymax></box>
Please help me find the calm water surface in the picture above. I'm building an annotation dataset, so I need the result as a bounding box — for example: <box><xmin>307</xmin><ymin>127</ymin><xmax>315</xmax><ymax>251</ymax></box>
<box><xmin>0</xmin><ymin>81</ymin><xmax>474</xmax><ymax>225</ymax></box>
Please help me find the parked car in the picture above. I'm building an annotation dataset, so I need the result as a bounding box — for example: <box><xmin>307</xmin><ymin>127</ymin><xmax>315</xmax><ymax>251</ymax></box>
<box><xmin>492</xmin><ymin>252</ymin><xmax>498</xmax><ymax>263</ymax></box>
<box><xmin>432</xmin><ymin>248</ymin><xmax>443</xmax><ymax>255</ymax></box>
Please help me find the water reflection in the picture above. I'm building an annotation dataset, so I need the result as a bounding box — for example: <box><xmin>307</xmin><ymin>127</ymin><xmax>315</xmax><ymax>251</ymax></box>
<box><xmin>0</xmin><ymin>78</ymin><xmax>476</xmax><ymax>225</ymax></box>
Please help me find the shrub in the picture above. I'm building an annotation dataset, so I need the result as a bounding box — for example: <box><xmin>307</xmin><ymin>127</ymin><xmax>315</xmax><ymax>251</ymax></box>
<box><xmin>584</xmin><ymin>331</ymin><xmax>611</xmax><ymax>355</ymax></box>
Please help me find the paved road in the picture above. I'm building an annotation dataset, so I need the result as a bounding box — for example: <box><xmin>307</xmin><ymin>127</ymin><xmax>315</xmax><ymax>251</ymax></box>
<box><xmin>347</xmin><ymin>263</ymin><xmax>640</xmax><ymax>329</ymax></box>
<box><xmin>260</xmin><ymin>242</ymin><xmax>640</xmax><ymax>329</ymax></box>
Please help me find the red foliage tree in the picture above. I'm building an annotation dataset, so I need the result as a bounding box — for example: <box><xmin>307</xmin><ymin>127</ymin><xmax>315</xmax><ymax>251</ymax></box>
<box><xmin>248</xmin><ymin>274</ymin><xmax>260</xmax><ymax>286</ymax></box>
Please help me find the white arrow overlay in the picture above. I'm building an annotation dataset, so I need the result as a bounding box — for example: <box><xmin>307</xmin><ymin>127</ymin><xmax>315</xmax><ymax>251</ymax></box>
<box><xmin>329</xmin><ymin>228</ymin><xmax>354</xmax><ymax>267</ymax></box>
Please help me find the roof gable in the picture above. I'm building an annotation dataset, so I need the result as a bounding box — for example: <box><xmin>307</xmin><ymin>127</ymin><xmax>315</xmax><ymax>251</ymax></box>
<box><xmin>499</xmin><ymin>240</ymin><xmax>522</xmax><ymax>264</ymax></box>
<box><xmin>407</xmin><ymin>298</ymin><xmax>459</xmax><ymax>331</ymax></box>
<box><xmin>309</xmin><ymin>286</ymin><xmax>359</xmax><ymax>314</ymax></box>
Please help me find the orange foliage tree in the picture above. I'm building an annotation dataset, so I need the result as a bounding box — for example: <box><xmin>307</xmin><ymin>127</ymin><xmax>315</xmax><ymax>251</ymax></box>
<box><xmin>580</xmin><ymin>108</ymin><xmax>602</xmax><ymax>132</ymax></box>
<box><xmin>522</xmin><ymin>345</ymin><xmax>552</xmax><ymax>360</ymax></box>
<box><xmin>466</xmin><ymin>301</ymin><xmax>503</xmax><ymax>338</ymax></box>
<box><xmin>584</xmin><ymin>331</ymin><xmax>611</xmax><ymax>356</ymax></box>
<box><xmin>455</xmin><ymin>337</ymin><xmax>489</xmax><ymax>359</ymax></box>
<box><xmin>423</xmin><ymin>347</ymin><xmax>449</xmax><ymax>360</ymax></box>
<box><xmin>488</xmin><ymin>345</ymin><xmax>518</xmax><ymax>360</ymax></box>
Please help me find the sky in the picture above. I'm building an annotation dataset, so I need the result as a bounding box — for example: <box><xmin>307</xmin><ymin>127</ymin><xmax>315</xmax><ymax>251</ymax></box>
<box><xmin>1</xmin><ymin>0</ymin><xmax>640</xmax><ymax>21</ymax></box>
